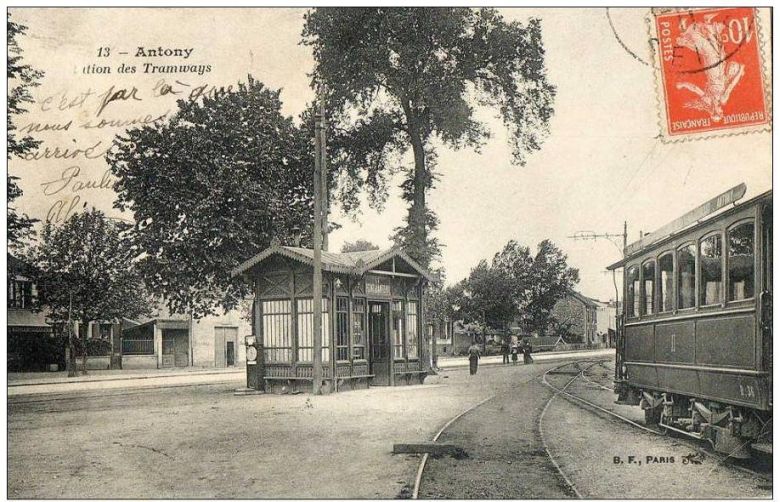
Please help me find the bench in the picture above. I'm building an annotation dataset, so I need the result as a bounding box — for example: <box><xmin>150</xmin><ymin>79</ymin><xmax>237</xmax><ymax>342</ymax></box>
<box><xmin>394</xmin><ymin>370</ymin><xmax>428</xmax><ymax>385</ymax></box>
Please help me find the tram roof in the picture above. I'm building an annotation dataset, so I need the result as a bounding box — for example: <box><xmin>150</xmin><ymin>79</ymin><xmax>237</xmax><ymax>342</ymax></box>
<box><xmin>606</xmin><ymin>185</ymin><xmax>772</xmax><ymax>271</ymax></box>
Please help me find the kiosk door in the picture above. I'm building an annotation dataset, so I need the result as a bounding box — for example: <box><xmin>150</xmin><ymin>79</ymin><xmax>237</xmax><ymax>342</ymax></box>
<box><xmin>369</xmin><ymin>302</ymin><xmax>391</xmax><ymax>385</ymax></box>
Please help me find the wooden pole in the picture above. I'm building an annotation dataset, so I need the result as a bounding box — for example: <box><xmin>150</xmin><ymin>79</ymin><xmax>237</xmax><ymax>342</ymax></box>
<box><xmin>320</xmin><ymin>88</ymin><xmax>329</xmax><ymax>252</ymax></box>
<box><xmin>312</xmin><ymin>88</ymin><xmax>324</xmax><ymax>395</ymax></box>
<box><xmin>67</xmin><ymin>291</ymin><xmax>76</xmax><ymax>377</ymax></box>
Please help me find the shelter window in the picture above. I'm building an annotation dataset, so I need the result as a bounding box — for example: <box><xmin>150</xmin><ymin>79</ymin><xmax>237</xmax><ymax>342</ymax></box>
<box><xmin>262</xmin><ymin>300</ymin><xmax>293</xmax><ymax>363</ymax></box>
<box><xmin>677</xmin><ymin>244</ymin><xmax>696</xmax><ymax>309</ymax></box>
<box><xmin>699</xmin><ymin>234</ymin><xmax>723</xmax><ymax>306</ymax></box>
<box><xmin>335</xmin><ymin>297</ymin><xmax>349</xmax><ymax>361</ymax></box>
<box><xmin>626</xmin><ymin>266</ymin><xmax>639</xmax><ymax>318</ymax></box>
<box><xmin>728</xmin><ymin>222</ymin><xmax>755</xmax><ymax>301</ymax></box>
<box><xmin>392</xmin><ymin>300</ymin><xmax>404</xmax><ymax>359</ymax></box>
<box><xmin>641</xmin><ymin>260</ymin><xmax>655</xmax><ymax>315</ymax></box>
<box><xmin>352</xmin><ymin>298</ymin><xmax>366</xmax><ymax>359</ymax></box>
<box><xmin>406</xmin><ymin>301</ymin><xmax>419</xmax><ymax>359</ymax></box>
<box><xmin>296</xmin><ymin>298</ymin><xmax>330</xmax><ymax>363</ymax></box>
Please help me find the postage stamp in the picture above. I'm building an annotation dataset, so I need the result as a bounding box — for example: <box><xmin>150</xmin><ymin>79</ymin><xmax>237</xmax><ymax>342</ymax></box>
<box><xmin>651</xmin><ymin>7</ymin><xmax>770</xmax><ymax>141</ymax></box>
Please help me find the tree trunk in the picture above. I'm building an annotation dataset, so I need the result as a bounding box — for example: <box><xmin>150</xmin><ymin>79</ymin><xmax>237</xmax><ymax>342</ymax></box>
<box><xmin>408</xmin><ymin>125</ymin><xmax>428</xmax><ymax>267</ymax></box>
<box><xmin>81</xmin><ymin>322</ymin><xmax>89</xmax><ymax>375</ymax></box>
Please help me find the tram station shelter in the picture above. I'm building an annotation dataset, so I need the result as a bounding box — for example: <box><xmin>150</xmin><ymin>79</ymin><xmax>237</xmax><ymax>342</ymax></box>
<box><xmin>232</xmin><ymin>245</ymin><xmax>435</xmax><ymax>393</ymax></box>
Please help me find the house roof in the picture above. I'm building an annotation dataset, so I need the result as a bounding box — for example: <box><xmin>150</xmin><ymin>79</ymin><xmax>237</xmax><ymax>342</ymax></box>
<box><xmin>568</xmin><ymin>290</ymin><xmax>599</xmax><ymax>308</ymax></box>
<box><xmin>231</xmin><ymin>245</ymin><xmax>436</xmax><ymax>282</ymax></box>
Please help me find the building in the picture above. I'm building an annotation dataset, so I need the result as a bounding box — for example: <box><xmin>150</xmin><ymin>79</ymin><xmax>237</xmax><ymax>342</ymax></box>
<box><xmin>593</xmin><ymin>299</ymin><xmax>617</xmax><ymax>347</ymax></box>
<box><xmin>120</xmin><ymin>306</ymin><xmax>251</xmax><ymax>370</ymax></box>
<box><xmin>231</xmin><ymin>245</ymin><xmax>435</xmax><ymax>393</ymax></box>
<box><xmin>8</xmin><ymin>255</ymin><xmax>54</xmax><ymax>371</ymax></box>
<box><xmin>549</xmin><ymin>290</ymin><xmax>599</xmax><ymax>345</ymax></box>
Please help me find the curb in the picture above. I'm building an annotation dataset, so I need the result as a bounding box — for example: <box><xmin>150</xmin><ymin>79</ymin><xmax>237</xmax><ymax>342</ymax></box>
<box><xmin>8</xmin><ymin>369</ymin><xmax>245</xmax><ymax>388</ymax></box>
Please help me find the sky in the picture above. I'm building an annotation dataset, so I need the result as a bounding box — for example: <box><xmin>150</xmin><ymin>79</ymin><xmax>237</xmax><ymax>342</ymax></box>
<box><xmin>9</xmin><ymin>7</ymin><xmax>772</xmax><ymax>302</ymax></box>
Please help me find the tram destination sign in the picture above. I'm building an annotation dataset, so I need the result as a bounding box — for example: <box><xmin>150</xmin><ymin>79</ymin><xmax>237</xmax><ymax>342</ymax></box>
<box><xmin>625</xmin><ymin>183</ymin><xmax>747</xmax><ymax>257</ymax></box>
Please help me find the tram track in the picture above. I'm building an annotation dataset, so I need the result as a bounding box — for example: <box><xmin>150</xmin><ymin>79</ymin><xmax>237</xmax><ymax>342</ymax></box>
<box><xmin>541</xmin><ymin>360</ymin><xmax>772</xmax><ymax>485</ymax></box>
<box><xmin>413</xmin><ymin>357</ymin><xmax>769</xmax><ymax>499</ymax></box>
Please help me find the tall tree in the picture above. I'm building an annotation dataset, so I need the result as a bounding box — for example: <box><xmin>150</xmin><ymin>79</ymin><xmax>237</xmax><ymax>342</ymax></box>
<box><xmin>303</xmin><ymin>8</ymin><xmax>555</xmax><ymax>267</ymax></box>
<box><xmin>491</xmin><ymin>239</ymin><xmax>580</xmax><ymax>333</ymax></box>
<box><xmin>7</xmin><ymin>15</ymin><xmax>44</xmax><ymax>247</ymax></box>
<box><xmin>28</xmin><ymin>209</ymin><xmax>152</xmax><ymax>372</ymax></box>
<box><xmin>107</xmin><ymin>77</ymin><xmax>314</xmax><ymax>318</ymax></box>
<box><xmin>449</xmin><ymin>239</ymin><xmax>578</xmax><ymax>335</ymax></box>
<box><xmin>340</xmin><ymin>239</ymin><xmax>380</xmax><ymax>253</ymax></box>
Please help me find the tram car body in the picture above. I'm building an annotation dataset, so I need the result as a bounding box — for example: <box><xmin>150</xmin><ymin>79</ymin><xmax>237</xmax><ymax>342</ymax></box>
<box><xmin>609</xmin><ymin>184</ymin><xmax>772</xmax><ymax>458</ymax></box>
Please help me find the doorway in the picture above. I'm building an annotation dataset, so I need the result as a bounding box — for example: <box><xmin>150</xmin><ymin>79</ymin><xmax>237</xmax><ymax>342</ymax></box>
<box><xmin>369</xmin><ymin>301</ymin><xmax>391</xmax><ymax>385</ymax></box>
<box><xmin>215</xmin><ymin>326</ymin><xmax>238</xmax><ymax>368</ymax></box>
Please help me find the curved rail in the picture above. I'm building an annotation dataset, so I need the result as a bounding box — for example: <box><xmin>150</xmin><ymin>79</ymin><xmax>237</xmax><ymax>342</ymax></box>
<box><xmin>542</xmin><ymin>360</ymin><xmax>772</xmax><ymax>483</ymax></box>
<box><xmin>411</xmin><ymin>394</ymin><xmax>497</xmax><ymax>499</ymax></box>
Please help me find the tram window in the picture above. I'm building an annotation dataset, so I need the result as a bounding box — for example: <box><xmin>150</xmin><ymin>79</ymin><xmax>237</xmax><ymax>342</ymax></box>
<box><xmin>677</xmin><ymin>244</ymin><xmax>696</xmax><ymax>309</ymax></box>
<box><xmin>699</xmin><ymin>234</ymin><xmax>723</xmax><ymax>306</ymax></box>
<box><xmin>641</xmin><ymin>260</ymin><xmax>655</xmax><ymax>315</ymax></box>
<box><xmin>626</xmin><ymin>266</ymin><xmax>639</xmax><ymax>317</ymax></box>
<box><xmin>659</xmin><ymin>253</ymin><xmax>674</xmax><ymax>312</ymax></box>
<box><xmin>728</xmin><ymin>222</ymin><xmax>755</xmax><ymax>301</ymax></box>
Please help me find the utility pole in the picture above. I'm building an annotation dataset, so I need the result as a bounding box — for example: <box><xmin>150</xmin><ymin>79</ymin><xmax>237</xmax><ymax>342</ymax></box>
<box><xmin>312</xmin><ymin>88</ymin><xmax>326</xmax><ymax>395</ymax></box>
<box><xmin>568</xmin><ymin>222</ymin><xmax>628</xmax><ymax>349</ymax></box>
<box><xmin>320</xmin><ymin>87</ymin><xmax>329</xmax><ymax>252</ymax></box>
<box><xmin>67</xmin><ymin>291</ymin><xmax>76</xmax><ymax>377</ymax></box>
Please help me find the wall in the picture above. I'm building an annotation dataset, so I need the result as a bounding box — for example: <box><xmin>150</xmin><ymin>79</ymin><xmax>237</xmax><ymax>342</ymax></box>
<box><xmin>122</xmin><ymin>355</ymin><xmax>157</xmax><ymax>370</ymax></box>
<box><xmin>551</xmin><ymin>295</ymin><xmax>588</xmax><ymax>343</ymax></box>
<box><xmin>191</xmin><ymin>310</ymin><xmax>251</xmax><ymax>368</ymax></box>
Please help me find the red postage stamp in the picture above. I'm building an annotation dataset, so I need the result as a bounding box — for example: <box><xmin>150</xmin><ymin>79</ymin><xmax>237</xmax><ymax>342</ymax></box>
<box><xmin>652</xmin><ymin>8</ymin><xmax>770</xmax><ymax>140</ymax></box>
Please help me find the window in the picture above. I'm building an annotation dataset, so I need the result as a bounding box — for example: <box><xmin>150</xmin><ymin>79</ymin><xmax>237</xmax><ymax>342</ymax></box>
<box><xmin>728</xmin><ymin>222</ymin><xmax>755</xmax><ymax>301</ymax></box>
<box><xmin>262</xmin><ymin>300</ymin><xmax>293</xmax><ymax>363</ymax></box>
<box><xmin>626</xmin><ymin>266</ymin><xmax>639</xmax><ymax>317</ymax></box>
<box><xmin>8</xmin><ymin>278</ymin><xmax>33</xmax><ymax>309</ymax></box>
<box><xmin>392</xmin><ymin>300</ymin><xmax>404</xmax><ymax>359</ymax></box>
<box><xmin>335</xmin><ymin>297</ymin><xmax>349</xmax><ymax>361</ymax></box>
<box><xmin>641</xmin><ymin>260</ymin><xmax>655</xmax><ymax>315</ymax></box>
<box><xmin>699</xmin><ymin>234</ymin><xmax>723</xmax><ymax>306</ymax></box>
<box><xmin>352</xmin><ymin>298</ymin><xmax>366</xmax><ymax>359</ymax></box>
<box><xmin>406</xmin><ymin>301</ymin><xmax>418</xmax><ymax>359</ymax></box>
<box><xmin>659</xmin><ymin>253</ymin><xmax>674</xmax><ymax>312</ymax></box>
<box><xmin>296</xmin><ymin>298</ymin><xmax>330</xmax><ymax>362</ymax></box>
<box><xmin>677</xmin><ymin>244</ymin><xmax>696</xmax><ymax>309</ymax></box>
<box><xmin>99</xmin><ymin>323</ymin><xmax>113</xmax><ymax>339</ymax></box>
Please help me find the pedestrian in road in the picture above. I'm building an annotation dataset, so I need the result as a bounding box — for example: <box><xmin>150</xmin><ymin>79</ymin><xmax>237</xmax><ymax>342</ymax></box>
<box><xmin>467</xmin><ymin>341</ymin><xmax>481</xmax><ymax>375</ymax></box>
<box><xmin>510</xmin><ymin>344</ymin><xmax>518</xmax><ymax>365</ymax></box>
<box><xmin>523</xmin><ymin>340</ymin><xmax>533</xmax><ymax>364</ymax></box>
<box><xmin>501</xmin><ymin>339</ymin><xmax>510</xmax><ymax>365</ymax></box>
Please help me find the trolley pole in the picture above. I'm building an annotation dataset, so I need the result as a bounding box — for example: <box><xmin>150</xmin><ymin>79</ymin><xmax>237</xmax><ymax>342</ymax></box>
<box><xmin>312</xmin><ymin>89</ymin><xmax>325</xmax><ymax>395</ymax></box>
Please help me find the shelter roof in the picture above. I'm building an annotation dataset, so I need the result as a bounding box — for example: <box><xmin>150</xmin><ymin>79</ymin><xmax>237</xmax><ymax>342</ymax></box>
<box><xmin>231</xmin><ymin>245</ymin><xmax>436</xmax><ymax>282</ymax></box>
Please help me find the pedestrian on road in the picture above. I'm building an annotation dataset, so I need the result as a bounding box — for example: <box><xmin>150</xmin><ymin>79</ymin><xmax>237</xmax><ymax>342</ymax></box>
<box><xmin>501</xmin><ymin>339</ymin><xmax>510</xmax><ymax>365</ymax></box>
<box><xmin>523</xmin><ymin>340</ymin><xmax>533</xmax><ymax>364</ymax></box>
<box><xmin>511</xmin><ymin>344</ymin><xmax>518</xmax><ymax>365</ymax></box>
<box><xmin>467</xmin><ymin>342</ymin><xmax>481</xmax><ymax>375</ymax></box>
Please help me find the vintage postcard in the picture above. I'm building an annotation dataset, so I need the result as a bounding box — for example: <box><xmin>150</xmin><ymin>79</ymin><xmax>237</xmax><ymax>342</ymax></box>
<box><xmin>6</xmin><ymin>6</ymin><xmax>772</xmax><ymax>500</ymax></box>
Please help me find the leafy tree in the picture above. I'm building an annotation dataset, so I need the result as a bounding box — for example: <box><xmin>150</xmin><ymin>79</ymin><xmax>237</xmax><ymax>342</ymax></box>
<box><xmin>28</xmin><ymin>209</ymin><xmax>152</xmax><ymax>373</ymax></box>
<box><xmin>492</xmin><ymin>239</ymin><xmax>579</xmax><ymax>333</ymax></box>
<box><xmin>107</xmin><ymin>77</ymin><xmax>314</xmax><ymax>318</ymax></box>
<box><xmin>303</xmin><ymin>8</ymin><xmax>555</xmax><ymax>267</ymax></box>
<box><xmin>340</xmin><ymin>239</ymin><xmax>380</xmax><ymax>253</ymax></box>
<box><xmin>8</xmin><ymin>15</ymin><xmax>44</xmax><ymax>246</ymax></box>
<box><xmin>449</xmin><ymin>239</ymin><xmax>579</xmax><ymax>335</ymax></box>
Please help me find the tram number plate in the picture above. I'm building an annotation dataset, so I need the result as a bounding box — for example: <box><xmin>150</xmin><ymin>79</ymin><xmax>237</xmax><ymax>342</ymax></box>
<box><xmin>738</xmin><ymin>382</ymin><xmax>756</xmax><ymax>400</ymax></box>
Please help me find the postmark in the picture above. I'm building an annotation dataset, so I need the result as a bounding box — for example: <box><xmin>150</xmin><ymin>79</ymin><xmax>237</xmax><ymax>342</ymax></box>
<box><xmin>651</xmin><ymin>8</ymin><xmax>770</xmax><ymax>141</ymax></box>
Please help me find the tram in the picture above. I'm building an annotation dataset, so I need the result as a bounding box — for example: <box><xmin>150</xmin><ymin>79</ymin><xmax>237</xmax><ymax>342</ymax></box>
<box><xmin>608</xmin><ymin>183</ymin><xmax>772</xmax><ymax>458</ymax></box>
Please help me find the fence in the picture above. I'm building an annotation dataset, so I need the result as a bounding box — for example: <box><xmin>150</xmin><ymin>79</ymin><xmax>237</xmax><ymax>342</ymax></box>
<box><xmin>122</xmin><ymin>338</ymin><xmax>155</xmax><ymax>355</ymax></box>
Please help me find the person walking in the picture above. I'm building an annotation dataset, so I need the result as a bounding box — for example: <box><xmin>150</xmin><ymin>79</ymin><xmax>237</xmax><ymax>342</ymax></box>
<box><xmin>522</xmin><ymin>339</ymin><xmax>534</xmax><ymax>364</ymax></box>
<box><xmin>510</xmin><ymin>343</ymin><xmax>519</xmax><ymax>365</ymax></box>
<box><xmin>467</xmin><ymin>341</ymin><xmax>481</xmax><ymax>375</ymax></box>
<box><xmin>501</xmin><ymin>339</ymin><xmax>510</xmax><ymax>365</ymax></box>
